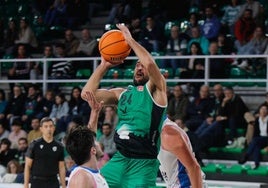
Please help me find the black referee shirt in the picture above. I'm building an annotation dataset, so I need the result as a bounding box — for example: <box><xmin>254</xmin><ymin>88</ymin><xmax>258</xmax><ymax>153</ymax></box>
<box><xmin>25</xmin><ymin>137</ymin><xmax>64</xmax><ymax>177</ymax></box>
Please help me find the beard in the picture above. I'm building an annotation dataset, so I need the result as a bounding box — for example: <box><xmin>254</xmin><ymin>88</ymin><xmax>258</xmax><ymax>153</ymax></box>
<box><xmin>133</xmin><ymin>76</ymin><xmax>149</xmax><ymax>86</ymax></box>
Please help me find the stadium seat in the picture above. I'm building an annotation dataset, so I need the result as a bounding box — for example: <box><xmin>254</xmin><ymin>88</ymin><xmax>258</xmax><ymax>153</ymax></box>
<box><xmin>105</xmin><ymin>68</ymin><xmax>123</xmax><ymax>79</ymax></box>
<box><xmin>201</xmin><ymin>163</ymin><xmax>217</xmax><ymax>173</ymax></box>
<box><xmin>164</xmin><ymin>21</ymin><xmax>180</xmax><ymax>37</ymax></box>
<box><xmin>247</xmin><ymin>166</ymin><xmax>268</xmax><ymax>176</ymax></box>
<box><xmin>221</xmin><ymin>164</ymin><xmax>243</xmax><ymax>174</ymax></box>
<box><xmin>76</xmin><ymin>69</ymin><xmax>92</xmax><ymax>79</ymax></box>
<box><xmin>123</xmin><ymin>68</ymin><xmax>134</xmax><ymax>79</ymax></box>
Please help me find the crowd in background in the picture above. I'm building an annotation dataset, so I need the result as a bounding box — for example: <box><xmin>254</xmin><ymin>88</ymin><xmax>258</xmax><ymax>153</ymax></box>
<box><xmin>0</xmin><ymin>0</ymin><xmax>267</xmax><ymax>184</ymax></box>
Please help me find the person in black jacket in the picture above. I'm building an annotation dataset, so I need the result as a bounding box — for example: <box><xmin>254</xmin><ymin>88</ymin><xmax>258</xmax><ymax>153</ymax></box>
<box><xmin>239</xmin><ymin>105</ymin><xmax>268</xmax><ymax>169</ymax></box>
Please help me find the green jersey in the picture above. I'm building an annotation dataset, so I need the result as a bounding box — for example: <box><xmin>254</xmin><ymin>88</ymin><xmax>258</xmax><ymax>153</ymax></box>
<box><xmin>114</xmin><ymin>84</ymin><xmax>166</xmax><ymax>159</ymax></box>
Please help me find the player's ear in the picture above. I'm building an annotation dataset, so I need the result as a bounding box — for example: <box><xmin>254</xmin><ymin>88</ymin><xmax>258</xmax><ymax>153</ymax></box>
<box><xmin>91</xmin><ymin>147</ymin><xmax>97</xmax><ymax>155</ymax></box>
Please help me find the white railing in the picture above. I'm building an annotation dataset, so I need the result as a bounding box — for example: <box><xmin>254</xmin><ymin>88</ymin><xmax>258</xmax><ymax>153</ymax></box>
<box><xmin>0</xmin><ymin>54</ymin><xmax>268</xmax><ymax>94</ymax></box>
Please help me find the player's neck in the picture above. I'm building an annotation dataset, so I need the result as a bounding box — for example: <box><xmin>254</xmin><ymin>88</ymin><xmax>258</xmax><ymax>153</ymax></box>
<box><xmin>82</xmin><ymin>157</ymin><xmax>98</xmax><ymax>170</ymax></box>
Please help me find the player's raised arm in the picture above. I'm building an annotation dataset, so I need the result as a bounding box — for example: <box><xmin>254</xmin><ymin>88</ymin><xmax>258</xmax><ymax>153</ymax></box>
<box><xmin>116</xmin><ymin>23</ymin><xmax>167</xmax><ymax>106</ymax></box>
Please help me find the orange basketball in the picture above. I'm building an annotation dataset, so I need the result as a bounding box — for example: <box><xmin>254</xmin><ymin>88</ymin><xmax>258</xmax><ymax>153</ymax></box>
<box><xmin>98</xmin><ymin>30</ymin><xmax>131</xmax><ymax>64</ymax></box>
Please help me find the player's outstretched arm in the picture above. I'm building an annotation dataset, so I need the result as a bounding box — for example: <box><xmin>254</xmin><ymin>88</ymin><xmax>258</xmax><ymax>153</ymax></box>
<box><xmin>81</xmin><ymin>57</ymin><xmax>124</xmax><ymax>105</ymax></box>
<box><xmin>85</xmin><ymin>91</ymin><xmax>104</xmax><ymax>133</ymax></box>
<box><xmin>116</xmin><ymin>23</ymin><xmax>167</xmax><ymax>106</ymax></box>
<box><xmin>161</xmin><ymin>125</ymin><xmax>203</xmax><ymax>188</ymax></box>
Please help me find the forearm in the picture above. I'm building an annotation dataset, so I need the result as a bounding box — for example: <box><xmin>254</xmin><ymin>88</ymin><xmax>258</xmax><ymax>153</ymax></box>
<box><xmin>81</xmin><ymin>62</ymin><xmax>109</xmax><ymax>100</ymax></box>
<box><xmin>187</xmin><ymin>164</ymin><xmax>203</xmax><ymax>188</ymax></box>
<box><xmin>59</xmin><ymin>167</ymin><xmax>66</xmax><ymax>188</ymax></box>
<box><xmin>125</xmin><ymin>37</ymin><xmax>154</xmax><ymax>69</ymax></box>
<box><xmin>24</xmin><ymin>167</ymin><xmax>30</xmax><ymax>188</ymax></box>
<box><xmin>88</xmin><ymin>109</ymin><xmax>100</xmax><ymax>133</ymax></box>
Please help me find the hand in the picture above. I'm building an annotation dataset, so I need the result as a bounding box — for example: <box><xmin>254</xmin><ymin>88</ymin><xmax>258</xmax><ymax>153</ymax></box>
<box><xmin>85</xmin><ymin>91</ymin><xmax>103</xmax><ymax>113</ymax></box>
<box><xmin>100</xmin><ymin>56</ymin><xmax>119</xmax><ymax>68</ymax></box>
<box><xmin>206</xmin><ymin>117</ymin><xmax>213</xmax><ymax>124</ymax></box>
<box><xmin>116</xmin><ymin>23</ymin><xmax>132</xmax><ymax>42</ymax></box>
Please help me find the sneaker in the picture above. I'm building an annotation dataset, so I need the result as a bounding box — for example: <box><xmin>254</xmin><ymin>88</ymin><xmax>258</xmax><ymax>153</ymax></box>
<box><xmin>237</xmin><ymin>60</ymin><xmax>248</xmax><ymax>69</ymax></box>
<box><xmin>231</xmin><ymin>60</ymin><xmax>239</xmax><ymax>66</ymax></box>
<box><xmin>226</xmin><ymin>140</ymin><xmax>238</xmax><ymax>148</ymax></box>
<box><xmin>236</xmin><ymin>136</ymin><xmax>246</xmax><ymax>149</ymax></box>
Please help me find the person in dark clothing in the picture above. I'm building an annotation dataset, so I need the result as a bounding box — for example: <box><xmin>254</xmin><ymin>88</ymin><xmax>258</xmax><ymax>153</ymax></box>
<box><xmin>220</xmin><ymin>87</ymin><xmax>249</xmax><ymax>147</ymax></box>
<box><xmin>24</xmin><ymin>117</ymin><xmax>66</xmax><ymax>188</ymax></box>
<box><xmin>0</xmin><ymin>138</ymin><xmax>17</xmax><ymax>167</ymax></box>
<box><xmin>239</xmin><ymin>105</ymin><xmax>268</xmax><ymax>169</ymax></box>
<box><xmin>3</xmin><ymin>85</ymin><xmax>26</xmax><ymax>128</ymax></box>
<box><xmin>185</xmin><ymin>85</ymin><xmax>213</xmax><ymax>132</ymax></box>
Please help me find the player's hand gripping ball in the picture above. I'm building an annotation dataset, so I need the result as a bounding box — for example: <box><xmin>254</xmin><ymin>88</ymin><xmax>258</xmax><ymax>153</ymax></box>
<box><xmin>98</xmin><ymin>30</ymin><xmax>131</xmax><ymax>65</ymax></box>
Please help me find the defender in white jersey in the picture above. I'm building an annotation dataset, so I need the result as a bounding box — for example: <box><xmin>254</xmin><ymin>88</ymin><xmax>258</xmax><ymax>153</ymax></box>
<box><xmin>66</xmin><ymin>92</ymin><xmax>109</xmax><ymax>188</ymax></box>
<box><xmin>158</xmin><ymin>118</ymin><xmax>205</xmax><ymax>188</ymax></box>
<box><xmin>68</xmin><ymin>166</ymin><xmax>108</xmax><ymax>188</ymax></box>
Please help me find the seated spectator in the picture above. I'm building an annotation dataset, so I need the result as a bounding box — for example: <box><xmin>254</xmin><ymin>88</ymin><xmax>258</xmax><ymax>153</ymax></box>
<box><xmin>128</xmin><ymin>17</ymin><xmax>142</xmax><ymax>42</ymax></box>
<box><xmin>0</xmin><ymin>159</ymin><xmax>23</xmax><ymax>183</ymax></box>
<box><xmin>14</xmin><ymin>137</ymin><xmax>28</xmax><ymax>168</ymax></box>
<box><xmin>221</xmin><ymin>87</ymin><xmax>249</xmax><ymax>148</ymax></box>
<box><xmin>102</xmin><ymin>106</ymin><xmax>118</xmax><ymax>129</ymax></box>
<box><xmin>21</xmin><ymin>84</ymin><xmax>41</xmax><ymax>130</ymax></box>
<box><xmin>0</xmin><ymin>89</ymin><xmax>7</xmax><ymax>121</ymax></box>
<box><xmin>14</xmin><ymin>17</ymin><xmax>38</xmax><ymax>52</ymax></box>
<box><xmin>180</xmin><ymin>42</ymin><xmax>205</xmax><ymax>96</ymax></box>
<box><xmin>254</xmin><ymin>92</ymin><xmax>268</xmax><ymax>117</ymax></box>
<box><xmin>234</xmin><ymin>9</ymin><xmax>256</xmax><ymax>53</ymax></box>
<box><xmin>76</xmin><ymin>28</ymin><xmax>98</xmax><ymax>57</ymax></box>
<box><xmin>57</xmin><ymin>86</ymin><xmax>90</xmax><ymax>131</ymax></box>
<box><xmin>221</xmin><ymin>0</ymin><xmax>241</xmax><ymax>35</ymax></box>
<box><xmin>27</xmin><ymin>118</ymin><xmax>42</xmax><ymax>144</ymax></box>
<box><xmin>201</xmin><ymin>6</ymin><xmax>221</xmax><ymax>41</ymax></box>
<box><xmin>184</xmin><ymin>85</ymin><xmax>213</xmax><ymax>132</ymax></box>
<box><xmin>3</xmin><ymin>18</ymin><xmax>18</xmax><ymax>55</ymax></box>
<box><xmin>0</xmin><ymin>123</ymin><xmax>10</xmax><ymax>141</ymax></box>
<box><xmin>98</xmin><ymin>122</ymin><xmax>117</xmax><ymax>158</ymax></box>
<box><xmin>239</xmin><ymin>105</ymin><xmax>268</xmax><ymax>169</ymax></box>
<box><xmin>64</xmin><ymin>29</ymin><xmax>80</xmax><ymax>57</ymax></box>
<box><xmin>194</xmin><ymin>84</ymin><xmax>226</xmax><ymax>154</ymax></box>
<box><xmin>8</xmin><ymin>119</ymin><xmax>27</xmax><ymax>150</ymax></box>
<box><xmin>187</xmin><ymin>26</ymin><xmax>210</xmax><ymax>54</ymax></box>
<box><xmin>49</xmin><ymin>92</ymin><xmax>69</xmax><ymax>134</ymax></box>
<box><xmin>34</xmin><ymin>89</ymin><xmax>55</xmax><ymax>120</ymax></box>
<box><xmin>160</xmin><ymin>25</ymin><xmax>189</xmax><ymax>72</ymax></box>
<box><xmin>7</xmin><ymin>44</ymin><xmax>39</xmax><ymax>91</ymax></box>
<box><xmin>139</xmin><ymin>15</ymin><xmax>165</xmax><ymax>52</ymax></box>
<box><xmin>237</xmin><ymin>0</ymin><xmax>263</xmax><ymax>22</ymax></box>
<box><xmin>235</xmin><ymin>26</ymin><xmax>268</xmax><ymax>70</ymax></box>
<box><xmin>167</xmin><ymin>85</ymin><xmax>189</xmax><ymax>122</ymax></box>
<box><xmin>217</xmin><ymin>33</ymin><xmax>235</xmax><ymax>55</ymax></box>
<box><xmin>0</xmin><ymin>138</ymin><xmax>17</xmax><ymax>167</ymax></box>
<box><xmin>208</xmin><ymin>41</ymin><xmax>227</xmax><ymax>79</ymax></box>
<box><xmin>75</xmin><ymin>28</ymin><xmax>98</xmax><ymax>70</ymax></box>
<box><xmin>44</xmin><ymin>0</ymin><xmax>68</xmax><ymax>27</ymax></box>
<box><xmin>184</xmin><ymin>13</ymin><xmax>201</xmax><ymax>38</ymax></box>
<box><xmin>48</xmin><ymin>43</ymin><xmax>74</xmax><ymax>91</ymax></box>
<box><xmin>2</xmin><ymin>85</ymin><xmax>26</xmax><ymax>127</ymax></box>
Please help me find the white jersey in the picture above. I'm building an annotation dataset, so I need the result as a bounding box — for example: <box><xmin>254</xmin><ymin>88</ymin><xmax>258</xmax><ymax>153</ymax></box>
<box><xmin>67</xmin><ymin>166</ymin><xmax>109</xmax><ymax>188</ymax></box>
<box><xmin>157</xmin><ymin>119</ymin><xmax>206</xmax><ymax>188</ymax></box>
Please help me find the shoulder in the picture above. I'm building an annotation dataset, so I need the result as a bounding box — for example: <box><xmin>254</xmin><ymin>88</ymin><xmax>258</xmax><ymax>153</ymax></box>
<box><xmin>69</xmin><ymin>168</ymin><xmax>95</xmax><ymax>187</ymax></box>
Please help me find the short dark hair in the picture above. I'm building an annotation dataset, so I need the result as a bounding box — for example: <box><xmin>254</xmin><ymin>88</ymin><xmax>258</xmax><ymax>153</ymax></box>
<box><xmin>12</xmin><ymin>119</ymin><xmax>23</xmax><ymax>127</ymax></box>
<box><xmin>40</xmin><ymin>117</ymin><xmax>55</xmax><ymax>127</ymax></box>
<box><xmin>18</xmin><ymin>137</ymin><xmax>28</xmax><ymax>144</ymax></box>
<box><xmin>66</xmin><ymin>126</ymin><xmax>95</xmax><ymax>165</ymax></box>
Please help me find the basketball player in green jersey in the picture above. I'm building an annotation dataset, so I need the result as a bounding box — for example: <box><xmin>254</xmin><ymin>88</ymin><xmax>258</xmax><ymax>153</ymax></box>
<box><xmin>81</xmin><ymin>23</ymin><xmax>167</xmax><ymax>188</ymax></box>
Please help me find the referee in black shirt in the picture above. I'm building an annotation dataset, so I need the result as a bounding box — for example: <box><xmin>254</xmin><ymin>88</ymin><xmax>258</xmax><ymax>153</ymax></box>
<box><xmin>24</xmin><ymin>117</ymin><xmax>66</xmax><ymax>188</ymax></box>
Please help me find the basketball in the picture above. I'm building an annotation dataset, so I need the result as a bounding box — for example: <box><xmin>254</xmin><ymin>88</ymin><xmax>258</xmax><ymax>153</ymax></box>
<box><xmin>98</xmin><ymin>30</ymin><xmax>131</xmax><ymax>64</ymax></box>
